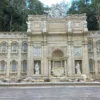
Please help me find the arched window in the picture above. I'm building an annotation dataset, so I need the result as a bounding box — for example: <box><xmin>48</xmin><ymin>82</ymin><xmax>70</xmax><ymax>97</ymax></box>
<box><xmin>1</xmin><ymin>42</ymin><xmax>7</xmax><ymax>52</ymax></box>
<box><xmin>0</xmin><ymin>61</ymin><xmax>6</xmax><ymax>72</ymax></box>
<box><xmin>22</xmin><ymin>43</ymin><xmax>27</xmax><ymax>52</ymax></box>
<box><xmin>97</xmin><ymin>41</ymin><xmax>100</xmax><ymax>52</ymax></box>
<box><xmin>11</xmin><ymin>42</ymin><xmax>18</xmax><ymax>52</ymax></box>
<box><xmin>89</xmin><ymin>59</ymin><xmax>94</xmax><ymax>72</ymax></box>
<box><xmin>88</xmin><ymin>41</ymin><xmax>93</xmax><ymax>51</ymax></box>
<box><xmin>11</xmin><ymin>61</ymin><xmax>17</xmax><ymax>72</ymax></box>
<box><xmin>98</xmin><ymin>61</ymin><xmax>100</xmax><ymax>72</ymax></box>
<box><xmin>22</xmin><ymin>60</ymin><xmax>27</xmax><ymax>72</ymax></box>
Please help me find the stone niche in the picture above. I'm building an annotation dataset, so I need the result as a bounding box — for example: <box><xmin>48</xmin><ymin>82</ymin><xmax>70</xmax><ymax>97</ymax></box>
<box><xmin>75</xmin><ymin>60</ymin><xmax>82</xmax><ymax>74</ymax></box>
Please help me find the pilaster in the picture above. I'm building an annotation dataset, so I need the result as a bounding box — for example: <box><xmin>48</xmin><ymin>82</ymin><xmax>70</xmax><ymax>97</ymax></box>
<box><xmin>42</xmin><ymin>35</ymin><xmax>48</xmax><ymax>77</ymax></box>
<box><xmin>64</xmin><ymin>60</ymin><xmax>67</xmax><ymax>77</ymax></box>
<box><xmin>27</xmin><ymin>40</ymin><xmax>33</xmax><ymax>76</ymax></box>
<box><xmin>17</xmin><ymin>41</ymin><xmax>22</xmax><ymax>78</ymax></box>
<box><xmin>82</xmin><ymin>40</ymin><xmax>89</xmax><ymax>74</ymax></box>
<box><xmin>93</xmin><ymin>39</ymin><xmax>98</xmax><ymax>74</ymax></box>
<box><xmin>67</xmin><ymin>41</ymin><xmax>73</xmax><ymax>76</ymax></box>
<box><xmin>6</xmin><ymin>41</ymin><xmax>11</xmax><ymax>78</ymax></box>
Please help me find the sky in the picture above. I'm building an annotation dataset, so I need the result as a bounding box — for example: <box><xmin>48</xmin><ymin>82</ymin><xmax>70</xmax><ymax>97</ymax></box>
<box><xmin>39</xmin><ymin>0</ymin><xmax>72</xmax><ymax>7</ymax></box>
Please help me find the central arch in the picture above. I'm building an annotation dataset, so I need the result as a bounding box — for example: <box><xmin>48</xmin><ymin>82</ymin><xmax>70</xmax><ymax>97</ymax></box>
<box><xmin>50</xmin><ymin>49</ymin><xmax>65</xmax><ymax>77</ymax></box>
<box><xmin>52</xmin><ymin>50</ymin><xmax>64</xmax><ymax>58</ymax></box>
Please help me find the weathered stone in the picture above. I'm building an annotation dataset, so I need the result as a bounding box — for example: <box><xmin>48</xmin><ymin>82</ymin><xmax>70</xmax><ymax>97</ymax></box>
<box><xmin>0</xmin><ymin>11</ymin><xmax>99</xmax><ymax>81</ymax></box>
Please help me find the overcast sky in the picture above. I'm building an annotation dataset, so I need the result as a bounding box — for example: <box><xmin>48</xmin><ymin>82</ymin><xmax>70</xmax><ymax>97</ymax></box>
<box><xmin>39</xmin><ymin>0</ymin><xmax>72</xmax><ymax>6</ymax></box>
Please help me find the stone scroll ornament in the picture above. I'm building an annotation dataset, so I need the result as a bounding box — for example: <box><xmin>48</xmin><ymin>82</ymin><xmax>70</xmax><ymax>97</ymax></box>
<box><xmin>44</xmin><ymin>3</ymin><xmax>67</xmax><ymax>18</ymax></box>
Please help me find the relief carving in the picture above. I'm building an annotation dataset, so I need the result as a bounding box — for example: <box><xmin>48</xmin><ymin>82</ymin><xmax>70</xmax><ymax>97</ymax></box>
<box><xmin>34</xmin><ymin>48</ymin><xmax>41</xmax><ymax>56</ymax></box>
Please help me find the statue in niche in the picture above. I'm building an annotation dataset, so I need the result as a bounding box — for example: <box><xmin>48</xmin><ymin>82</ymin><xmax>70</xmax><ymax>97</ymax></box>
<box><xmin>35</xmin><ymin>63</ymin><xmax>40</xmax><ymax>75</ymax></box>
<box><xmin>75</xmin><ymin>62</ymin><xmax>81</xmax><ymax>74</ymax></box>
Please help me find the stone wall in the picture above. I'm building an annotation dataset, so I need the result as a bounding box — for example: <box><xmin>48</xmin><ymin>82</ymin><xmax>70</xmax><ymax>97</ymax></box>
<box><xmin>88</xmin><ymin>31</ymin><xmax>100</xmax><ymax>77</ymax></box>
<box><xmin>0</xmin><ymin>32</ymin><xmax>28</xmax><ymax>79</ymax></box>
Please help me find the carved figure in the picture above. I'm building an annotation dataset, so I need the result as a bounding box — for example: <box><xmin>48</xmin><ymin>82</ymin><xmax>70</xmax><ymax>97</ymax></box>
<box><xmin>35</xmin><ymin>63</ymin><xmax>39</xmax><ymax>74</ymax></box>
<box><xmin>26</xmin><ymin>21</ymin><xmax>31</xmax><ymax>32</ymax></box>
<box><xmin>44</xmin><ymin>10</ymin><xmax>53</xmax><ymax>18</ymax></box>
<box><xmin>68</xmin><ymin>21</ymin><xmax>72</xmax><ymax>32</ymax></box>
<box><xmin>76</xmin><ymin>62</ymin><xmax>81</xmax><ymax>74</ymax></box>
<box><xmin>44</xmin><ymin>3</ymin><xmax>67</xmax><ymax>18</ymax></box>
<box><xmin>43</xmin><ymin>20</ymin><xmax>47</xmax><ymax>32</ymax></box>
<box><xmin>84</xmin><ymin>20</ymin><xmax>88</xmax><ymax>31</ymax></box>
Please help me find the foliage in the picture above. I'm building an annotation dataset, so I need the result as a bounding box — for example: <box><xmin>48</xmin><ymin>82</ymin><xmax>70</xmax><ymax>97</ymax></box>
<box><xmin>91</xmin><ymin>0</ymin><xmax>100</xmax><ymax>30</ymax></box>
<box><xmin>0</xmin><ymin>0</ymin><xmax>46</xmax><ymax>32</ymax></box>
<box><xmin>68</xmin><ymin>0</ymin><xmax>100</xmax><ymax>30</ymax></box>
<box><xmin>0</xmin><ymin>0</ymin><xmax>100</xmax><ymax>31</ymax></box>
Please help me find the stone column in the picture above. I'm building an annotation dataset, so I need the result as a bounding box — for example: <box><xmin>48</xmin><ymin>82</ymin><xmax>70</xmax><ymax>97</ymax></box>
<box><xmin>67</xmin><ymin>41</ymin><xmax>73</xmax><ymax>76</ymax></box>
<box><xmin>61</xmin><ymin>61</ymin><xmax>62</xmax><ymax>67</ymax></box>
<box><xmin>42</xmin><ymin>36</ymin><xmax>48</xmax><ymax>77</ymax></box>
<box><xmin>82</xmin><ymin>41</ymin><xmax>86</xmax><ymax>74</ymax></box>
<box><xmin>71</xmin><ymin>44</ymin><xmax>74</xmax><ymax>75</ymax></box>
<box><xmin>82</xmin><ymin>43</ymin><xmax>85</xmax><ymax>74</ymax></box>
<box><xmin>93</xmin><ymin>39</ymin><xmax>98</xmax><ymax>74</ymax></box>
<box><xmin>82</xmin><ymin>40</ymin><xmax>89</xmax><ymax>74</ymax></box>
<box><xmin>48</xmin><ymin>60</ymin><xmax>51</xmax><ymax>77</ymax></box>
<box><xmin>64</xmin><ymin>59</ymin><xmax>67</xmax><ymax>77</ymax></box>
<box><xmin>17</xmin><ymin>41</ymin><xmax>22</xmax><ymax>79</ymax></box>
<box><xmin>6</xmin><ymin>41</ymin><xmax>11</xmax><ymax>78</ymax></box>
<box><xmin>41</xmin><ymin>44</ymin><xmax>44</xmax><ymax>75</ymax></box>
<box><xmin>85</xmin><ymin>42</ymin><xmax>89</xmax><ymax>74</ymax></box>
<box><xmin>27</xmin><ymin>41</ymin><xmax>33</xmax><ymax>77</ymax></box>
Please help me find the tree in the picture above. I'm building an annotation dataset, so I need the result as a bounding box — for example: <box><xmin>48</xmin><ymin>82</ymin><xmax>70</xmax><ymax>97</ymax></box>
<box><xmin>92</xmin><ymin>0</ymin><xmax>100</xmax><ymax>30</ymax></box>
<box><xmin>68</xmin><ymin>0</ymin><xmax>99</xmax><ymax>30</ymax></box>
<box><xmin>0</xmin><ymin>0</ymin><xmax>46</xmax><ymax>32</ymax></box>
<box><xmin>27</xmin><ymin>0</ymin><xmax>45</xmax><ymax>15</ymax></box>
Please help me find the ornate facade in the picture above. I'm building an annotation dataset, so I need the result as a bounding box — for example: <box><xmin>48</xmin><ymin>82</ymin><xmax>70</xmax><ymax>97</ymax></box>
<box><xmin>0</xmin><ymin>14</ymin><xmax>100</xmax><ymax>80</ymax></box>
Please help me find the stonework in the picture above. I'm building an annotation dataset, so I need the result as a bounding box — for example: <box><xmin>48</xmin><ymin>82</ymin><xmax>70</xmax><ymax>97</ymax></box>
<box><xmin>0</xmin><ymin>14</ymin><xmax>99</xmax><ymax>80</ymax></box>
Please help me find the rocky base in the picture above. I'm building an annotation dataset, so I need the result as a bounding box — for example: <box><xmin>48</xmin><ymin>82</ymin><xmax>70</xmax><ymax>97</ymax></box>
<box><xmin>1</xmin><ymin>74</ymin><xmax>100</xmax><ymax>84</ymax></box>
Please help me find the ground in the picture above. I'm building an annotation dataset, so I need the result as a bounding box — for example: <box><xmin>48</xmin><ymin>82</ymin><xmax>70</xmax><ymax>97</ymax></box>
<box><xmin>0</xmin><ymin>86</ymin><xmax>100</xmax><ymax>100</ymax></box>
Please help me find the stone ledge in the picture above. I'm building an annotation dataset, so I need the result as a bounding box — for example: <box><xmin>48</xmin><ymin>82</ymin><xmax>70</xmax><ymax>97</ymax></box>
<box><xmin>0</xmin><ymin>82</ymin><xmax>100</xmax><ymax>87</ymax></box>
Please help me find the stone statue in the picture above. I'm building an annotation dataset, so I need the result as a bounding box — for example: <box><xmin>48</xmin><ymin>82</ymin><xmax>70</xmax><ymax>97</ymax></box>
<box><xmin>43</xmin><ymin>20</ymin><xmax>47</xmax><ymax>32</ymax></box>
<box><xmin>35</xmin><ymin>63</ymin><xmax>39</xmax><ymax>74</ymax></box>
<box><xmin>44</xmin><ymin>10</ymin><xmax>53</xmax><ymax>18</ymax></box>
<box><xmin>76</xmin><ymin>62</ymin><xmax>81</xmax><ymax>74</ymax></box>
<box><xmin>44</xmin><ymin>3</ymin><xmax>67</xmax><ymax>18</ymax></box>
<box><xmin>84</xmin><ymin>20</ymin><xmax>88</xmax><ymax>31</ymax></box>
<box><xmin>68</xmin><ymin>21</ymin><xmax>72</xmax><ymax>32</ymax></box>
<box><xmin>26</xmin><ymin>21</ymin><xmax>31</xmax><ymax>32</ymax></box>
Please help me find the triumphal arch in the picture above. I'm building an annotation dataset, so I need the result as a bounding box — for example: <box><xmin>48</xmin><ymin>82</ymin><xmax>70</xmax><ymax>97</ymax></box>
<box><xmin>0</xmin><ymin>4</ymin><xmax>100</xmax><ymax>80</ymax></box>
<box><xmin>26</xmin><ymin>12</ymin><xmax>89</xmax><ymax>79</ymax></box>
